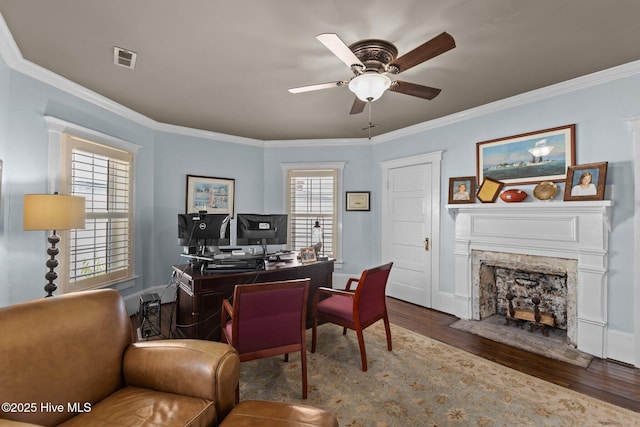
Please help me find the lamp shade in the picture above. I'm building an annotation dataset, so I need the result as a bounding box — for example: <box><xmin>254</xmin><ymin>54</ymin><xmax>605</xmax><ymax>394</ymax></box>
<box><xmin>24</xmin><ymin>194</ymin><xmax>86</xmax><ymax>231</ymax></box>
<box><xmin>348</xmin><ymin>72</ymin><xmax>391</xmax><ymax>102</ymax></box>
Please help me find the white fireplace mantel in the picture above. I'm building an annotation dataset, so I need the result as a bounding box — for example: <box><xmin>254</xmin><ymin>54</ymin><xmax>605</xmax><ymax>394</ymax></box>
<box><xmin>447</xmin><ymin>200</ymin><xmax>612</xmax><ymax>358</ymax></box>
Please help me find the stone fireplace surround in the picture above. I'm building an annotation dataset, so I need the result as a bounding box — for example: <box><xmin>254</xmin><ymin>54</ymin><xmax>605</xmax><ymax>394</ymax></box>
<box><xmin>448</xmin><ymin>201</ymin><xmax>612</xmax><ymax>358</ymax></box>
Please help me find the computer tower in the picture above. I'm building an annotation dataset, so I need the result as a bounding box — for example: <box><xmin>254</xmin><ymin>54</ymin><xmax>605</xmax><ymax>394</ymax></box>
<box><xmin>139</xmin><ymin>293</ymin><xmax>161</xmax><ymax>338</ymax></box>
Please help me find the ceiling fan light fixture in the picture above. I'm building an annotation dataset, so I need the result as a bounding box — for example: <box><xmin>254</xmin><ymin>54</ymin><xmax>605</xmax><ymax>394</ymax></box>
<box><xmin>348</xmin><ymin>72</ymin><xmax>391</xmax><ymax>102</ymax></box>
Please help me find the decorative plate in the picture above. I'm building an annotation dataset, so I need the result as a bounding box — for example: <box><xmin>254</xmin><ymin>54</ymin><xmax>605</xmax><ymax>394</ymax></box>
<box><xmin>499</xmin><ymin>189</ymin><xmax>528</xmax><ymax>203</ymax></box>
<box><xmin>533</xmin><ymin>182</ymin><xmax>558</xmax><ymax>201</ymax></box>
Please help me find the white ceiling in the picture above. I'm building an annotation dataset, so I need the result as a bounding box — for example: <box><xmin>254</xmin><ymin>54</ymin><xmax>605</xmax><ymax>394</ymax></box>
<box><xmin>1</xmin><ymin>0</ymin><xmax>640</xmax><ymax>141</ymax></box>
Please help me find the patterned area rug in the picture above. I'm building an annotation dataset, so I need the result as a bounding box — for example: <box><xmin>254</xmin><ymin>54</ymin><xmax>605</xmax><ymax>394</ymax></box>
<box><xmin>449</xmin><ymin>314</ymin><xmax>593</xmax><ymax>368</ymax></box>
<box><xmin>239</xmin><ymin>322</ymin><xmax>640</xmax><ymax>426</ymax></box>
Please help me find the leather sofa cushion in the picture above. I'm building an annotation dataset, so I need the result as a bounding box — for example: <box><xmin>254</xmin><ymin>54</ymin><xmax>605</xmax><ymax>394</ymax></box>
<box><xmin>0</xmin><ymin>289</ymin><xmax>131</xmax><ymax>426</ymax></box>
<box><xmin>220</xmin><ymin>400</ymin><xmax>338</xmax><ymax>427</ymax></box>
<box><xmin>58</xmin><ymin>386</ymin><xmax>218</xmax><ymax>427</ymax></box>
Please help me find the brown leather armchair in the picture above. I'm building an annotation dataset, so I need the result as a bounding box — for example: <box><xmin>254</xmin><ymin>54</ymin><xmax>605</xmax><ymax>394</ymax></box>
<box><xmin>0</xmin><ymin>289</ymin><xmax>239</xmax><ymax>426</ymax></box>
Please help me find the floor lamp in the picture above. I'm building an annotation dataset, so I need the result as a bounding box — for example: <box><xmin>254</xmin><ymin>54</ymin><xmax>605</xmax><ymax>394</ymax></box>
<box><xmin>23</xmin><ymin>193</ymin><xmax>86</xmax><ymax>297</ymax></box>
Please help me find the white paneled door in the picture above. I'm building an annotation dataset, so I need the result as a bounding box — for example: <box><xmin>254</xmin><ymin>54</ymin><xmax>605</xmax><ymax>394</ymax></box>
<box><xmin>381</xmin><ymin>153</ymin><xmax>440</xmax><ymax>308</ymax></box>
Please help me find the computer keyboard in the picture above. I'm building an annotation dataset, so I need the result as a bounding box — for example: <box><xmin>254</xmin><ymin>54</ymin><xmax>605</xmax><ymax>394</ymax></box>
<box><xmin>200</xmin><ymin>256</ymin><xmax>265</xmax><ymax>273</ymax></box>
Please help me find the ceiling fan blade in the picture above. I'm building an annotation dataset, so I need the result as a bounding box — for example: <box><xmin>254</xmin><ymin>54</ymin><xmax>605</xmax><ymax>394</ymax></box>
<box><xmin>389</xmin><ymin>32</ymin><xmax>455</xmax><ymax>74</ymax></box>
<box><xmin>390</xmin><ymin>80</ymin><xmax>442</xmax><ymax>100</ymax></box>
<box><xmin>316</xmin><ymin>33</ymin><xmax>364</xmax><ymax>70</ymax></box>
<box><xmin>288</xmin><ymin>81</ymin><xmax>346</xmax><ymax>94</ymax></box>
<box><xmin>349</xmin><ymin>97</ymin><xmax>366</xmax><ymax>115</ymax></box>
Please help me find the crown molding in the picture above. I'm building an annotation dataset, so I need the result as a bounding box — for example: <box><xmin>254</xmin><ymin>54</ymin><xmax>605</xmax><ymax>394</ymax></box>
<box><xmin>264</xmin><ymin>137</ymin><xmax>371</xmax><ymax>148</ymax></box>
<box><xmin>2</xmin><ymin>12</ymin><xmax>640</xmax><ymax>147</ymax></box>
<box><xmin>154</xmin><ymin>121</ymin><xmax>264</xmax><ymax>147</ymax></box>
<box><xmin>375</xmin><ymin>60</ymin><xmax>640</xmax><ymax>144</ymax></box>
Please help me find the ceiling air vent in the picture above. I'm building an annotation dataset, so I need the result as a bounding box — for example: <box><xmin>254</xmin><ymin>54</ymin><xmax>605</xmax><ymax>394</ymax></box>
<box><xmin>113</xmin><ymin>46</ymin><xmax>137</xmax><ymax>69</ymax></box>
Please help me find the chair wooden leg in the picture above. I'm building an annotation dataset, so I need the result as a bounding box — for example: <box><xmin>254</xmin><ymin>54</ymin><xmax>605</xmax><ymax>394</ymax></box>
<box><xmin>383</xmin><ymin>314</ymin><xmax>392</xmax><ymax>351</ymax></box>
<box><xmin>311</xmin><ymin>318</ymin><xmax>317</xmax><ymax>353</ymax></box>
<box><xmin>284</xmin><ymin>353</ymin><xmax>289</xmax><ymax>362</ymax></box>
<box><xmin>301</xmin><ymin>349</ymin><xmax>308</xmax><ymax>399</ymax></box>
<box><xmin>356</xmin><ymin>327</ymin><xmax>367</xmax><ymax>372</ymax></box>
<box><xmin>342</xmin><ymin>327</ymin><xmax>347</xmax><ymax>335</ymax></box>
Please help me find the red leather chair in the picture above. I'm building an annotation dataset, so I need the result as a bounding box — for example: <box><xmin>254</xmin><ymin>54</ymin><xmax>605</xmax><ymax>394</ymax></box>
<box><xmin>222</xmin><ymin>278</ymin><xmax>310</xmax><ymax>399</ymax></box>
<box><xmin>311</xmin><ymin>262</ymin><xmax>393</xmax><ymax>371</ymax></box>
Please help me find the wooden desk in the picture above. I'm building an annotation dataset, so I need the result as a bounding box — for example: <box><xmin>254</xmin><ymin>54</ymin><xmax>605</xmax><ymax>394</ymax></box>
<box><xmin>173</xmin><ymin>259</ymin><xmax>334</xmax><ymax>341</ymax></box>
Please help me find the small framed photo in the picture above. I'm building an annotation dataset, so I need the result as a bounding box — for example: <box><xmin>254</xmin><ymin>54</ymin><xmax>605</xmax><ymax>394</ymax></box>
<box><xmin>477</xmin><ymin>177</ymin><xmax>504</xmax><ymax>203</ymax></box>
<box><xmin>299</xmin><ymin>247</ymin><xmax>317</xmax><ymax>264</ymax></box>
<box><xmin>186</xmin><ymin>175</ymin><xmax>235</xmax><ymax>216</ymax></box>
<box><xmin>563</xmin><ymin>162</ymin><xmax>608</xmax><ymax>201</ymax></box>
<box><xmin>346</xmin><ymin>191</ymin><xmax>370</xmax><ymax>211</ymax></box>
<box><xmin>448</xmin><ymin>176</ymin><xmax>476</xmax><ymax>204</ymax></box>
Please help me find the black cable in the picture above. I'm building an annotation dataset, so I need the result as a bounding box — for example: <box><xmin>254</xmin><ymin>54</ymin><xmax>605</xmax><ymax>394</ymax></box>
<box><xmin>174</xmin><ymin>308</ymin><xmax>220</xmax><ymax>329</ymax></box>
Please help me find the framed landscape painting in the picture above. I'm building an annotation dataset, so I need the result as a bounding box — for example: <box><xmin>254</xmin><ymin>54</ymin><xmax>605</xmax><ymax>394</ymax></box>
<box><xmin>476</xmin><ymin>124</ymin><xmax>576</xmax><ymax>186</ymax></box>
<box><xmin>186</xmin><ymin>175</ymin><xmax>235</xmax><ymax>216</ymax></box>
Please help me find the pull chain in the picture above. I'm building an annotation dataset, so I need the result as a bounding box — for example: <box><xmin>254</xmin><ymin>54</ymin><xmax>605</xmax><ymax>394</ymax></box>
<box><xmin>368</xmin><ymin>100</ymin><xmax>372</xmax><ymax>140</ymax></box>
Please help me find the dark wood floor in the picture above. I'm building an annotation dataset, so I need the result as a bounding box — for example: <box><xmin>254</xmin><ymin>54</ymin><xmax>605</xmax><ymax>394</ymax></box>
<box><xmin>385</xmin><ymin>297</ymin><xmax>640</xmax><ymax>413</ymax></box>
<box><xmin>134</xmin><ymin>298</ymin><xmax>640</xmax><ymax>413</ymax></box>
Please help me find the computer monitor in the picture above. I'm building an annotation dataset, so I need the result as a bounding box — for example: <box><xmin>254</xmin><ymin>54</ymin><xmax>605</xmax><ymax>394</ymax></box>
<box><xmin>178</xmin><ymin>213</ymin><xmax>230</xmax><ymax>250</ymax></box>
<box><xmin>236</xmin><ymin>214</ymin><xmax>288</xmax><ymax>247</ymax></box>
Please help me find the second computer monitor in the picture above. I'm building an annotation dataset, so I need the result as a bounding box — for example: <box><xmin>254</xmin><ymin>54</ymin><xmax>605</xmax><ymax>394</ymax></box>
<box><xmin>236</xmin><ymin>213</ymin><xmax>287</xmax><ymax>246</ymax></box>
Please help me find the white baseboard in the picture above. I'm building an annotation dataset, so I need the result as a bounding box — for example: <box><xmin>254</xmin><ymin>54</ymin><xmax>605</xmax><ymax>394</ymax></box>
<box><xmin>606</xmin><ymin>329</ymin><xmax>637</xmax><ymax>366</ymax></box>
<box><xmin>432</xmin><ymin>290</ymin><xmax>471</xmax><ymax>320</ymax></box>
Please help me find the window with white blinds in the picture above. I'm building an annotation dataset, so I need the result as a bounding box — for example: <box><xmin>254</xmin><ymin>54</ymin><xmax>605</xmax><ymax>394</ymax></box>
<box><xmin>287</xmin><ymin>169</ymin><xmax>338</xmax><ymax>258</ymax></box>
<box><xmin>60</xmin><ymin>134</ymin><xmax>134</xmax><ymax>291</ymax></box>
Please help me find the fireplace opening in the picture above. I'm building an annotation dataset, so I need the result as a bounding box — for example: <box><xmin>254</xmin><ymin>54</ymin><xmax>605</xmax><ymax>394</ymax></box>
<box><xmin>479</xmin><ymin>265</ymin><xmax>568</xmax><ymax>330</ymax></box>
<box><xmin>471</xmin><ymin>250</ymin><xmax>578</xmax><ymax>346</ymax></box>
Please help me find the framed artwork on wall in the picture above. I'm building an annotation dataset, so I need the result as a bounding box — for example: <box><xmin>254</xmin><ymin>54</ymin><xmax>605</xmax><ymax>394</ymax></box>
<box><xmin>563</xmin><ymin>162</ymin><xmax>608</xmax><ymax>201</ymax></box>
<box><xmin>346</xmin><ymin>191</ymin><xmax>370</xmax><ymax>211</ymax></box>
<box><xmin>186</xmin><ymin>175</ymin><xmax>235</xmax><ymax>217</ymax></box>
<box><xmin>448</xmin><ymin>176</ymin><xmax>476</xmax><ymax>204</ymax></box>
<box><xmin>476</xmin><ymin>124</ymin><xmax>576</xmax><ymax>185</ymax></box>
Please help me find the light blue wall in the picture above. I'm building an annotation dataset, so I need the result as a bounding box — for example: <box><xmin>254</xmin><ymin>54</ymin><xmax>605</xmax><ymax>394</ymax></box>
<box><xmin>0</xmin><ymin>48</ymin><xmax>637</xmax><ymax>347</ymax></box>
<box><xmin>0</xmin><ymin>56</ymin><xmax>9</xmax><ymax>306</ymax></box>
<box><xmin>0</xmin><ymin>67</ymin><xmax>156</xmax><ymax>304</ymax></box>
<box><xmin>152</xmin><ymin>132</ymin><xmax>264</xmax><ymax>285</ymax></box>
<box><xmin>263</xmin><ymin>143</ymin><xmax>375</xmax><ymax>272</ymax></box>
<box><xmin>369</xmin><ymin>74</ymin><xmax>640</xmax><ymax>333</ymax></box>
<box><xmin>0</xmin><ymin>57</ymin><xmax>266</xmax><ymax>305</ymax></box>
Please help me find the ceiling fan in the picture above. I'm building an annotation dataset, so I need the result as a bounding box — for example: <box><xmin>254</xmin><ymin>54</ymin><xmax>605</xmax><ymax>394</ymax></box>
<box><xmin>289</xmin><ymin>31</ymin><xmax>456</xmax><ymax>114</ymax></box>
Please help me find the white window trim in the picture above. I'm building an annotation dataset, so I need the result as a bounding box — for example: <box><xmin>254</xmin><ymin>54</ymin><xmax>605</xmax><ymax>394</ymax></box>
<box><xmin>281</xmin><ymin>162</ymin><xmax>345</xmax><ymax>267</ymax></box>
<box><xmin>44</xmin><ymin>116</ymin><xmax>141</xmax><ymax>292</ymax></box>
